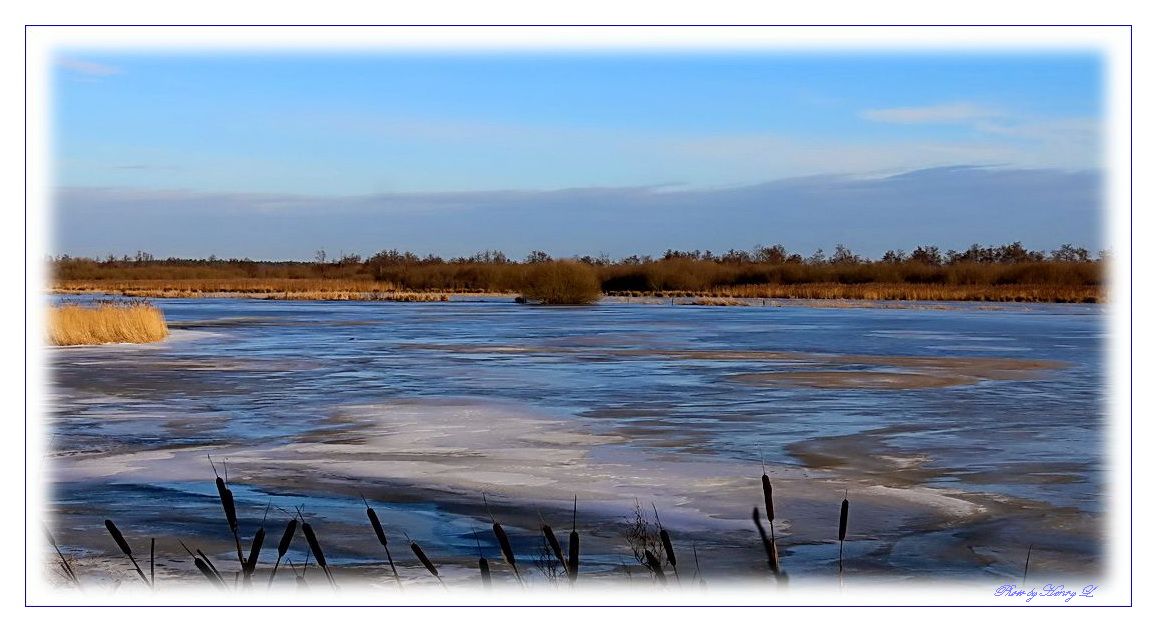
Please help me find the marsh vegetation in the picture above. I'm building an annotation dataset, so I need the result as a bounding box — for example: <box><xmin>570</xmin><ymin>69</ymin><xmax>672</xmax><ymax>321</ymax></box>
<box><xmin>50</xmin><ymin>242</ymin><xmax>1105</xmax><ymax>304</ymax></box>
<box><xmin>47</xmin><ymin>300</ymin><xmax>168</xmax><ymax>346</ymax></box>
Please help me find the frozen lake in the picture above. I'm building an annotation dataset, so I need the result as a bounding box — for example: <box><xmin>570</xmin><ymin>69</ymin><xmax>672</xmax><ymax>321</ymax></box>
<box><xmin>45</xmin><ymin>297</ymin><xmax>1106</xmax><ymax>587</ymax></box>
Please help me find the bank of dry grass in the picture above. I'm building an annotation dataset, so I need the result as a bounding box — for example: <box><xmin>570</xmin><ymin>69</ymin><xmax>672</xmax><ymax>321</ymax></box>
<box><xmin>629</xmin><ymin>282</ymin><xmax>1103</xmax><ymax>303</ymax></box>
<box><xmin>48</xmin><ymin>302</ymin><xmax>169</xmax><ymax>346</ymax></box>
<box><xmin>51</xmin><ymin>280</ymin><xmax>458</xmax><ymax>302</ymax></box>
<box><xmin>50</xmin><ymin>248</ymin><xmax>1106</xmax><ymax>304</ymax></box>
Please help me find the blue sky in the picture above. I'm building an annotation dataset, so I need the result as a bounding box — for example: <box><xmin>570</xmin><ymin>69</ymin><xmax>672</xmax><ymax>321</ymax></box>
<box><xmin>52</xmin><ymin>51</ymin><xmax>1103</xmax><ymax>259</ymax></box>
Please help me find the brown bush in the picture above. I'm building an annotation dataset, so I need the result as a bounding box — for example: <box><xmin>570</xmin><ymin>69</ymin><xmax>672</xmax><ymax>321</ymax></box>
<box><xmin>518</xmin><ymin>261</ymin><xmax>602</xmax><ymax>305</ymax></box>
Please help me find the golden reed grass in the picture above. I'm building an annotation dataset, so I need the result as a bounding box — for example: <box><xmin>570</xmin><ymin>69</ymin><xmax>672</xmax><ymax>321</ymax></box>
<box><xmin>615</xmin><ymin>283</ymin><xmax>1103</xmax><ymax>303</ymax></box>
<box><xmin>48</xmin><ymin>302</ymin><xmax>169</xmax><ymax>346</ymax></box>
<box><xmin>52</xmin><ymin>279</ymin><xmax>454</xmax><ymax>302</ymax></box>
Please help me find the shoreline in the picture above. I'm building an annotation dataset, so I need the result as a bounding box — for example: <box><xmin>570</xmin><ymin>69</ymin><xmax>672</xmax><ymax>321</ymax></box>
<box><xmin>51</xmin><ymin>287</ymin><xmax>1105</xmax><ymax>308</ymax></box>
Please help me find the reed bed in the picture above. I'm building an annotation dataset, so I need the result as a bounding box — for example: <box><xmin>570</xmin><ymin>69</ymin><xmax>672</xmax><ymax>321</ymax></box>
<box><xmin>611</xmin><ymin>283</ymin><xmax>1102</xmax><ymax>303</ymax></box>
<box><xmin>53</xmin><ymin>279</ymin><xmax>454</xmax><ymax>302</ymax></box>
<box><xmin>52</xmin><ymin>243</ymin><xmax>1104</xmax><ymax>305</ymax></box>
<box><xmin>48</xmin><ymin>301</ymin><xmax>169</xmax><ymax>346</ymax></box>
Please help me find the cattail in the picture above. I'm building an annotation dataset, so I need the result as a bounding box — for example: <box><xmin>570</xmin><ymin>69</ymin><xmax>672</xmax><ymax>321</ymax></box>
<box><xmin>839</xmin><ymin>497</ymin><xmax>849</xmax><ymax>542</ymax></box>
<box><xmin>214</xmin><ymin>475</ymin><xmax>245</xmax><ymax>569</ymax></box>
<box><xmin>105</xmin><ymin>520</ymin><xmax>132</xmax><ymax>557</ymax></box>
<box><xmin>104</xmin><ymin>519</ymin><xmax>149</xmax><ymax>585</ymax></box>
<box><xmin>215</xmin><ymin>477</ymin><xmax>238</xmax><ymax>532</ymax></box>
<box><xmin>278</xmin><ymin>519</ymin><xmax>298</xmax><ymax>559</ymax></box>
<box><xmin>492</xmin><ymin>522</ymin><xmax>521</xmax><ymax>581</ymax></box>
<box><xmin>194</xmin><ymin>557</ymin><xmax>226</xmax><ymax>588</ymax></box>
<box><xmin>366</xmin><ymin>506</ymin><xmax>402</xmax><ymax>585</ymax></box>
<box><xmin>479</xmin><ymin>556</ymin><xmax>492</xmax><ymax>587</ymax></box>
<box><xmin>196</xmin><ymin>549</ymin><xmax>222</xmax><ymax>580</ymax></box>
<box><xmin>542</xmin><ymin>523</ymin><xmax>566</xmax><ymax>568</ymax></box>
<box><xmin>762</xmin><ymin>474</ymin><xmax>775</xmax><ymax>524</ymax></box>
<box><xmin>644</xmin><ymin>550</ymin><xmax>667</xmax><ymax>584</ymax></box>
<box><xmin>302</xmin><ymin>523</ymin><xmax>326</xmax><ymax>569</ymax></box>
<box><xmin>568</xmin><ymin>530</ymin><xmax>579</xmax><ymax>582</ymax></box>
<box><xmin>660</xmin><ymin>529</ymin><xmax>677</xmax><ymax>570</ymax></box>
<box><xmin>838</xmin><ymin>494</ymin><xmax>849</xmax><ymax>573</ymax></box>
<box><xmin>301</xmin><ymin>523</ymin><xmax>334</xmax><ymax>586</ymax></box>
<box><xmin>244</xmin><ymin>527</ymin><xmax>265</xmax><ymax>576</ymax></box>
<box><xmin>567</xmin><ymin>495</ymin><xmax>580</xmax><ymax>583</ymax></box>
<box><xmin>268</xmin><ymin>518</ymin><xmax>297</xmax><ymax>588</ymax></box>
<box><xmin>653</xmin><ymin>503</ymin><xmax>678</xmax><ymax>581</ymax></box>
<box><xmin>410</xmin><ymin>540</ymin><xmax>442</xmax><ymax>585</ymax></box>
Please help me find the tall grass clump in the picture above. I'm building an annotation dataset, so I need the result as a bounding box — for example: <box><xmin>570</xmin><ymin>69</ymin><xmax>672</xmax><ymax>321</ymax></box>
<box><xmin>517</xmin><ymin>260</ymin><xmax>602</xmax><ymax>305</ymax></box>
<box><xmin>48</xmin><ymin>301</ymin><xmax>168</xmax><ymax>346</ymax></box>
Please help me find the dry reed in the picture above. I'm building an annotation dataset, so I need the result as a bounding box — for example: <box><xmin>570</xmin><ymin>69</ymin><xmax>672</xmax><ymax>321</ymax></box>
<box><xmin>44</xmin><ymin>527</ymin><xmax>78</xmax><ymax>587</ymax></box>
<box><xmin>48</xmin><ymin>302</ymin><xmax>168</xmax><ymax>346</ymax></box>
<box><xmin>1023</xmin><ymin>544</ymin><xmax>1033</xmax><ymax>585</ymax></box>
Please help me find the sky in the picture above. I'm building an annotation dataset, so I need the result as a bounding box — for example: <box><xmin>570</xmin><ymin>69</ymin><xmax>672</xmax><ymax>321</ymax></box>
<box><xmin>52</xmin><ymin>51</ymin><xmax>1104</xmax><ymax>260</ymax></box>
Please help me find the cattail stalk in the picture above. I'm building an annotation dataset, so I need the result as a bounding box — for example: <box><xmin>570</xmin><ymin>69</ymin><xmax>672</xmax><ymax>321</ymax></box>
<box><xmin>267</xmin><ymin>518</ymin><xmax>297</xmax><ymax>588</ymax></box>
<box><xmin>366</xmin><ymin>504</ymin><xmax>402</xmax><ymax>587</ymax></box>
<box><xmin>195</xmin><ymin>548</ymin><xmax>223</xmax><ymax>581</ymax></box>
<box><xmin>653</xmin><ymin>503</ymin><xmax>679</xmax><ymax>581</ymax></box>
<box><xmin>644</xmin><ymin>550</ymin><xmax>667</xmax><ymax>585</ymax></box>
<box><xmin>104</xmin><ymin>520</ymin><xmax>149</xmax><ymax>586</ymax></box>
<box><xmin>762</xmin><ymin>473</ymin><xmax>775</xmax><ymax>531</ymax></box>
<box><xmin>301</xmin><ymin>522</ymin><xmax>335</xmax><ymax>588</ymax></box>
<box><xmin>567</xmin><ymin>496</ymin><xmax>580</xmax><ymax>584</ymax></box>
<box><xmin>479</xmin><ymin>557</ymin><xmax>492</xmax><ymax>587</ymax></box>
<box><xmin>492</xmin><ymin>522</ymin><xmax>521</xmax><ymax>582</ymax></box>
<box><xmin>213</xmin><ymin>472</ymin><xmax>245</xmax><ymax>570</ymax></box>
<box><xmin>243</xmin><ymin>526</ymin><xmax>265</xmax><ymax>584</ymax></box>
<box><xmin>195</xmin><ymin>557</ymin><xmax>226</xmax><ymax>588</ymax></box>
<box><xmin>472</xmin><ymin>528</ymin><xmax>491</xmax><ymax>588</ymax></box>
<box><xmin>409</xmin><ymin>538</ymin><xmax>445</xmax><ymax>586</ymax></box>
<box><xmin>484</xmin><ymin>494</ymin><xmax>521</xmax><ymax>583</ymax></box>
<box><xmin>542</xmin><ymin>523</ymin><xmax>566</xmax><ymax>569</ymax></box>
<box><xmin>838</xmin><ymin>493</ymin><xmax>850</xmax><ymax>574</ymax></box>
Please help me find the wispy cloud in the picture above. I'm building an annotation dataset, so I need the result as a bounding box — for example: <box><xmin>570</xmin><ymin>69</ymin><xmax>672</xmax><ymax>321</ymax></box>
<box><xmin>58</xmin><ymin>57</ymin><xmax>121</xmax><ymax>78</ymax></box>
<box><xmin>860</xmin><ymin>103</ymin><xmax>1001</xmax><ymax>124</ymax></box>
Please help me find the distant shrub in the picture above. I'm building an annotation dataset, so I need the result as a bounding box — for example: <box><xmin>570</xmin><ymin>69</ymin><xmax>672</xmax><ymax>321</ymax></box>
<box><xmin>518</xmin><ymin>261</ymin><xmax>601</xmax><ymax>305</ymax></box>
